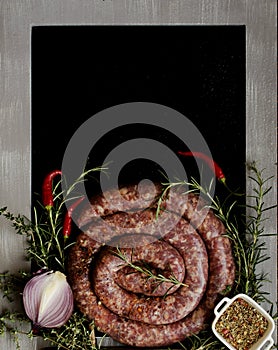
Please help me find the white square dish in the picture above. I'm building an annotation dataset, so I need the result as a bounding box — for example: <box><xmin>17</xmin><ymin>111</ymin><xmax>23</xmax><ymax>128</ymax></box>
<box><xmin>212</xmin><ymin>293</ymin><xmax>275</xmax><ymax>350</ymax></box>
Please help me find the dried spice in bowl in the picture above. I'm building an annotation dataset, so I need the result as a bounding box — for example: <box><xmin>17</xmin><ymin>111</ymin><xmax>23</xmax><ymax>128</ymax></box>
<box><xmin>214</xmin><ymin>297</ymin><xmax>269</xmax><ymax>350</ymax></box>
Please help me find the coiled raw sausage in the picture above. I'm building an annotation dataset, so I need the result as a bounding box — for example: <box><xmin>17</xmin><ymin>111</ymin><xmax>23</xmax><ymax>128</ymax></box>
<box><xmin>67</xmin><ymin>183</ymin><xmax>235</xmax><ymax>347</ymax></box>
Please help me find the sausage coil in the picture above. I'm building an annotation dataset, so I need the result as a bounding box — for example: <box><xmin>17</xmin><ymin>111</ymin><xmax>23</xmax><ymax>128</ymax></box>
<box><xmin>67</xmin><ymin>184</ymin><xmax>235</xmax><ymax>347</ymax></box>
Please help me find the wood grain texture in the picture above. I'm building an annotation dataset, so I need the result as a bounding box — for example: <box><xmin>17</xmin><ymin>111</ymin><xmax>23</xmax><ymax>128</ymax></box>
<box><xmin>245</xmin><ymin>0</ymin><xmax>277</xmax><ymax>314</ymax></box>
<box><xmin>0</xmin><ymin>0</ymin><xmax>276</xmax><ymax>349</ymax></box>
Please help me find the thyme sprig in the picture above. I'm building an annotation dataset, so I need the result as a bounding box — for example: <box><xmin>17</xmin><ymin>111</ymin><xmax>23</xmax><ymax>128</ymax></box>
<box><xmin>40</xmin><ymin>312</ymin><xmax>99</xmax><ymax>350</ymax></box>
<box><xmin>0</xmin><ymin>311</ymin><xmax>30</xmax><ymax>350</ymax></box>
<box><xmin>0</xmin><ymin>271</ymin><xmax>29</xmax><ymax>302</ymax></box>
<box><xmin>0</xmin><ymin>310</ymin><xmax>100</xmax><ymax>350</ymax></box>
<box><xmin>113</xmin><ymin>247</ymin><xmax>188</xmax><ymax>293</ymax></box>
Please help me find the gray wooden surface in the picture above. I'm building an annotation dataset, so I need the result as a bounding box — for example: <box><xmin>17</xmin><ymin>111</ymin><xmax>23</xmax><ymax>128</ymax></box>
<box><xmin>0</xmin><ymin>1</ymin><xmax>276</xmax><ymax>349</ymax></box>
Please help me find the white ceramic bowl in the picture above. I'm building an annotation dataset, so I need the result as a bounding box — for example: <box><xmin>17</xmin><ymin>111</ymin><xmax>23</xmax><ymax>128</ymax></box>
<box><xmin>212</xmin><ymin>294</ymin><xmax>275</xmax><ymax>350</ymax></box>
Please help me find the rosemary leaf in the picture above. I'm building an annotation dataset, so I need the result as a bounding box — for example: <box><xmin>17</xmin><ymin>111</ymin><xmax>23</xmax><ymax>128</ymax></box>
<box><xmin>113</xmin><ymin>246</ymin><xmax>188</xmax><ymax>291</ymax></box>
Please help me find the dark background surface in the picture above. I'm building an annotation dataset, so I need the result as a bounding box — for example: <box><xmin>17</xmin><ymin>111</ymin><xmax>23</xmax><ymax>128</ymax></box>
<box><xmin>32</xmin><ymin>25</ymin><xmax>245</xmax><ymax>200</ymax></box>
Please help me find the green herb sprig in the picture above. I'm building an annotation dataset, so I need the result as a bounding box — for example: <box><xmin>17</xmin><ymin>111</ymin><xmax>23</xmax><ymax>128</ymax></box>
<box><xmin>178</xmin><ymin>332</ymin><xmax>226</xmax><ymax>350</ymax></box>
<box><xmin>113</xmin><ymin>246</ymin><xmax>188</xmax><ymax>294</ymax></box>
<box><xmin>0</xmin><ymin>271</ymin><xmax>29</xmax><ymax>302</ymax></box>
<box><xmin>40</xmin><ymin>312</ymin><xmax>99</xmax><ymax>350</ymax></box>
<box><xmin>158</xmin><ymin>163</ymin><xmax>276</xmax><ymax>305</ymax></box>
<box><xmin>0</xmin><ymin>166</ymin><xmax>106</xmax><ymax>272</ymax></box>
<box><xmin>0</xmin><ymin>310</ymin><xmax>99</xmax><ymax>350</ymax></box>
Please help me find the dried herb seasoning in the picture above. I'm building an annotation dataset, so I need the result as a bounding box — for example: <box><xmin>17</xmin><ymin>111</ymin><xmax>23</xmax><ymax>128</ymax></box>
<box><xmin>215</xmin><ymin>297</ymin><xmax>269</xmax><ymax>350</ymax></box>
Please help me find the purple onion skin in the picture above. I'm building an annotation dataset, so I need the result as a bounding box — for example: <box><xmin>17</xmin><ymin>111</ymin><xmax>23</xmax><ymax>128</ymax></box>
<box><xmin>23</xmin><ymin>270</ymin><xmax>74</xmax><ymax>330</ymax></box>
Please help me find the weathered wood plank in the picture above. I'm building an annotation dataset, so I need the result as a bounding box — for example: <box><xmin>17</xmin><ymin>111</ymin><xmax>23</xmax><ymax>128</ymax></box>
<box><xmin>0</xmin><ymin>1</ymin><xmax>276</xmax><ymax>349</ymax></box>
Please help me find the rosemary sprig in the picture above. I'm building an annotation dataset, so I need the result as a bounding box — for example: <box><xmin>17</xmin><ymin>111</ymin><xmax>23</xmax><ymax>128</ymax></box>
<box><xmin>113</xmin><ymin>246</ymin><xmax>188</xmax><ymax>292</ymax></box>
<box><xmin>243</xmin><ymin>163</ymin><xmax>275</xmax><ymax>301</ymax></box>
<box><xmin>0</xmin><ymin>166</ymin><xmax>106</xmax><ymax>272</ymax></box>
<box><xmin>178</xmin><ymin>332</ymin><xmax>226</xmax><ymax>350</ymax></box>
<box><xmin>158</xmin><ymin>163</ymin><xmax>276</xmax><ymax>305</ymax></box>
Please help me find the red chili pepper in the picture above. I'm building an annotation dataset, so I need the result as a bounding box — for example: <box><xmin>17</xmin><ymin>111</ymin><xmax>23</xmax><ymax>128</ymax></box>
<box><xmin>178</xmin><ymin>151</ymin><xmax>226</xmax><ymax>183</ymax></box>
<box><xmin>63</xmin><ymin>196</ymin><xmax>85</xmax><ymax>239</ymax></box>
<box><xmin>42</xmin><ymin>170</ymin><xmax>62</xmax><ymax>209</ymax></box>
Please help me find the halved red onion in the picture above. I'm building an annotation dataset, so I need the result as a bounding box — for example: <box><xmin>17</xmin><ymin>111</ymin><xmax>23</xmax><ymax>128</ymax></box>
<box><xmin>23</xmin><ymin>270</ymin><xmax>74</xmax><ymax>329</ymax></box>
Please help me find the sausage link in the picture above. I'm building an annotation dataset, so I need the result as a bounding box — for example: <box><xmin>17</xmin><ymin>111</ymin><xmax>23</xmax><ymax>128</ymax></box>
<box><xmin>67</xmin><ymin>184</ymin><xmax>235</xmax><ymax>347</ymax></box>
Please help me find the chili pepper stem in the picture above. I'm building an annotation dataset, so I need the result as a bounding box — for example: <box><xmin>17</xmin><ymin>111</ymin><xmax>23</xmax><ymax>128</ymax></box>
<box><xmin>178</xmin><ymin>151</ymin><xmax>225</xmax><ymax>182</ymax></box>
<box><xmin>178</xmin><ymin>151</ymin><xmax>244</xmax><ymax>196</ymax></box>
<box><xmin>219</xmin><ymin>177</ymin><xmax>226</xmax><ymax>184</ymax></box>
